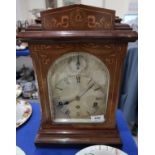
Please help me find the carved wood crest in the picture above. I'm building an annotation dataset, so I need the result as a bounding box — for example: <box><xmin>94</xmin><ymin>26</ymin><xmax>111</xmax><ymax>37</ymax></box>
<box><xmin>41</xmin><ymin>4</ymin><xmax>115</xmax><ymax>30</ymax></box>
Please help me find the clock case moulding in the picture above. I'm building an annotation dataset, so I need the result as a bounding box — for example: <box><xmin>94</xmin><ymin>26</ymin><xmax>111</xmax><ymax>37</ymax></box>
<box><xmin>17</xmin><ymin>4</ymin><xmax>138</xmax><ymax>147</ymax></box>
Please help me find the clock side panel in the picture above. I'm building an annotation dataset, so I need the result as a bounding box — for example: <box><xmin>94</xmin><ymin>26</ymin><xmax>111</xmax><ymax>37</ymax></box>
<box><xmin>29</xmin><ymin>46</ymin><xmax>51</xmax><ymax>124</ymax></box>
<box><xmin>29</xmin><ymin>42</ymin><xmax>127</xmax><ymax>129</ymax></box>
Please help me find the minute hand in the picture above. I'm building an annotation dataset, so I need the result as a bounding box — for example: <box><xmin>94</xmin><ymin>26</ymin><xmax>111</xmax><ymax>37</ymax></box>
<box><xmin>78</xmin><ymin>83</ymin><xmax>94</xmax><ymax>98</ymax></box>
<box><xmin>59</xmin><ymin>83</ymin><xmax>94</xmax><ymax>104</ymax></box>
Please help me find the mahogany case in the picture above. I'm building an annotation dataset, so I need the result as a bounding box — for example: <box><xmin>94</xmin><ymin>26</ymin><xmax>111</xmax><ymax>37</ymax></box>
<box><xmin>17</xmin><ymin>4</ymin><xmax>138</xmax><ymax>146</ymax></box>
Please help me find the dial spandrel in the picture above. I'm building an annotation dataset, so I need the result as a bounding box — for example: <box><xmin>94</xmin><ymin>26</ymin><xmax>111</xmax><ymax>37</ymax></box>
<box><xmin>47</xmin><ymin>52</ymin><xmax>110</xmax><ymax>123</ymax></box>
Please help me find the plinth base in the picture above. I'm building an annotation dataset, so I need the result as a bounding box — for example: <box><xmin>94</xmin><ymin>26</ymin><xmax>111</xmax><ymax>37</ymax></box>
<box><xmin>35</xmin><ymin>127</ymin><xmax>122</xmax><ymax>148</ymax></box>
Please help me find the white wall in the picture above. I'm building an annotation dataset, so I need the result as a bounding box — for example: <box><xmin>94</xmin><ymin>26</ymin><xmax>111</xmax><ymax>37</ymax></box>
<box><xmin>55</xmin><ymin>0</ymin><xmax>105</xmax><ymax>8</ymax></box>
<box><xmin>57</xmin><ymin>0</ymin><xmax>63</xmax><ymax>7</ymax></box>
<box><xmin>27</xmin><ymin>0</ymin><xmax>46</xmax><ymax>20</ymax></box>
<box><xmin>16</xmin><ymin>0</ymin><xmax>28</xmax><ymax>21</ymax></box>
<box><xmin>16</xmin><ymin>0</ymin><xmax>137</xmax><ymax>21</ymax></box>
<box><xmin>105</xmin><ymin>0</ymin><xmax>127</xmax><ymax>17</ymax></box>
<box><xmin>105</xmin><ymin>0</ymin><xmax>138</xmax><ymax>18</ymax></box>
<box><xmin>16</xmin><ymin>0</ymin><xmax>46</xmax><ymax>21</ymax></box>
<box><xmin>81</xmin><ymin>0</ymin><xmax>105</xmax><ymax>7</ymax></box>
<box><xmin>27</xmin><ymin>0</ymin><xmax>46</xmax><ymax>10</ymax></box>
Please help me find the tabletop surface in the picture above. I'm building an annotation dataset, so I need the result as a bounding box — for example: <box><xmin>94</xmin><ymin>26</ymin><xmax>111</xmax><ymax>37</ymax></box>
<box><xmin>16</xmin><ymin>102</ymin><xmax>138</xmax><ymax>155</ymax></box>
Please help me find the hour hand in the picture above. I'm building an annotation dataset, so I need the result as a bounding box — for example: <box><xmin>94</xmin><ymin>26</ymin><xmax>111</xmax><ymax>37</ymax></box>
<box><xmin>55</xmin><ymin>95</ymin><xmax>77</xmax><ymax>106</ymax></box>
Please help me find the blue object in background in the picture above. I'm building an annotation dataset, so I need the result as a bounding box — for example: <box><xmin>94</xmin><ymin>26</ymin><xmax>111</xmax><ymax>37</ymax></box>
<box><xmin>119</xmin><ymin>47</ymin><xmax>138</xmax><ymax>125</ymax></box>
<box><xmin>16</xmin><ymin>49</ymin><xmax>30</xmax><ymax>57</ymax></box>
<box><xmin>16</xmin><ymin>102</ymin><xmax>138</xmax><ymax>155</ymax></box>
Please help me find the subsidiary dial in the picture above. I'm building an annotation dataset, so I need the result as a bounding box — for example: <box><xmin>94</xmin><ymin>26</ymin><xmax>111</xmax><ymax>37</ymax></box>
<box><xmin>68</xmin><ymin>53</ymin><xmax>87</xmax><ymax>73</ymax></box>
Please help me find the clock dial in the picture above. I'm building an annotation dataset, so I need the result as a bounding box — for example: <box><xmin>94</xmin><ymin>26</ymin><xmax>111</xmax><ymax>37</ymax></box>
<box><xmin>47</xmin><ymin>52</ymin><xmax>110</xmax><ymax>123</ymax></box>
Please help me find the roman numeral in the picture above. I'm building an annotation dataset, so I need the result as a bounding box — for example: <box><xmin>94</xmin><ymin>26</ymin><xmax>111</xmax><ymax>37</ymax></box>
<box><xmin>76</xmin><ymin>75</ymin><xmax>80</xmax><ymax>83</ymax></box>
<box><xmin>96</xmin><ymin>97</ymin><xmax>103</xmax><ymax>100</ymax></box>
<box><xmin>94</xmin><ymin>87</ymin><xmax>101</xmax><ymax>91</ymax></box>
<box><xmin>55</xmin><ymin>86</ymin><xmax>63</xmax><ymax>91</ymax></box>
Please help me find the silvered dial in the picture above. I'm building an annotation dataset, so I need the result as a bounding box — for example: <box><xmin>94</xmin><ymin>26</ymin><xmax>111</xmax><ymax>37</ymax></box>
<box><xmin>47</xmin><ymin>52</ymin><xmax>109</xmax><ymax>123</ymax></box>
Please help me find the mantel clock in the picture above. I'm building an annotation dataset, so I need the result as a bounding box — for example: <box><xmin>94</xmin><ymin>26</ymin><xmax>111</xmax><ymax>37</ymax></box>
<box><xmin>17</xmin><ymin>4</ymin><xmax>138</xmax><ymax>146</ymax></box>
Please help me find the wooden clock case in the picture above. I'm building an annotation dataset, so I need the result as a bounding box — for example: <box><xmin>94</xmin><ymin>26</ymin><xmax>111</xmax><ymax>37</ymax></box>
<box><xmin>17</xmin><ymin>4</ymin><xmax>138</xmax><ymax>147</ymax></box>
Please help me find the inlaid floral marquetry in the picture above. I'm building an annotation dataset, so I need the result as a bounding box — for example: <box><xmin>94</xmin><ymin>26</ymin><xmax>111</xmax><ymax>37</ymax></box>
<box><xmin>41</xmin><ymin>4</ymin><xmax>115</xmax><ymax>30</ymax></box>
